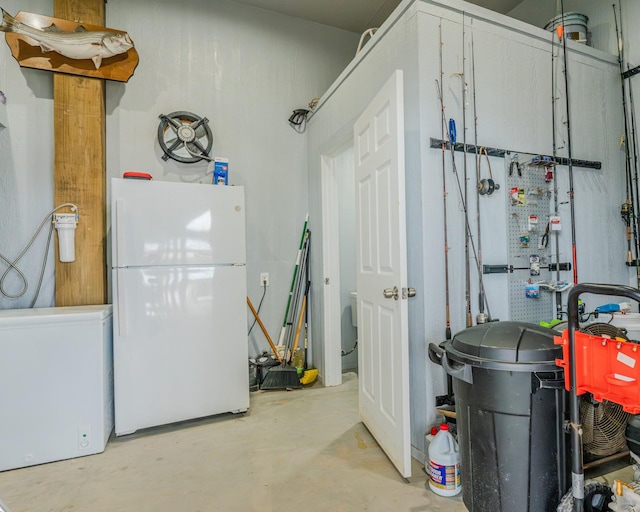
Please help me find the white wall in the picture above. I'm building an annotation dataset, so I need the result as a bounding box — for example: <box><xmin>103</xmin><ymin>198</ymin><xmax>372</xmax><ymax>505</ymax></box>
<box><xmin>0</xmin><ymin>0</ymin><xmax>359</xmax><ymax>349</ymax></box>
<box><xmin>0</xmin><ymin>0</ymin><xmax>56</xmax><ymax>310</ymax></box>
<box><xmin>105</xmin><ymin>0</ymin><xmax>358</xmax><ymax>357</ymax></box>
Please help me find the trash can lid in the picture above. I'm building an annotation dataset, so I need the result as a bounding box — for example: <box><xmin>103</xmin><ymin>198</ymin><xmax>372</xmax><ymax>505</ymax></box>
<box><xmin>449</xmin><ymin>321</ymin><xmax>560</xmax><ymax>365</ymax></box>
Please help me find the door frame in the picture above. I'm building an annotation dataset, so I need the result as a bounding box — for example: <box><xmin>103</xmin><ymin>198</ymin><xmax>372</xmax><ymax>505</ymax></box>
<box><xmin>320</xmin><ymin>139</ymin><xmax>354</xmax><ymax>388</ymax></box>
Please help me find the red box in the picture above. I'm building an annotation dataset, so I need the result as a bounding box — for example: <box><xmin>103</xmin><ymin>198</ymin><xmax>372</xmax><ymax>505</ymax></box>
<box><xmin>555</xmin><ymin>330</ymin><xmax>640</xmax><ymax>414</ymax></box>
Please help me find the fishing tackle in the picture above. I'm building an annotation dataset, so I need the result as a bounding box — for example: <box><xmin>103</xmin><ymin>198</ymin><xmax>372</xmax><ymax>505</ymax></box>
<box><xmin>614</xmin><ymin>4</ymin><xmax>640</xmax><ymax>278</ymax></box>
<box><xmin>471</xmin><ymin>28</ymin><xmax>491</xmax><ymax>325</ymax></box>
<box><xmin>550</xmin><ymin>10</ymin><xmax>564</xmax><ymax>320</ymax></box>
<box><xmin>460</xmin><ymin>18</ymin><xmax>472</xmax><ymax>328</ymax></box>
<box><xmin>476</xmin><ymin>147</ymin><xmax>500</xmax><ymax>196</ymax></box>
<box><xmin>438</xmin><ymin>21</ymin><xmax>452</xmax><ymax>344</ymax></box>
<box><xmin>560</xmin><ymin>0</ymin><xmax>578</xmax><ymax>286</ymax></box>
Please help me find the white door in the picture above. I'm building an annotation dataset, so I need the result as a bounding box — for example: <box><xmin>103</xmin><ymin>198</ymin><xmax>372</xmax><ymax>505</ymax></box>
<box><xmin>354</xmin><ymin>70</ymin><xmax>411</xmax><ymax>478</ymax></box>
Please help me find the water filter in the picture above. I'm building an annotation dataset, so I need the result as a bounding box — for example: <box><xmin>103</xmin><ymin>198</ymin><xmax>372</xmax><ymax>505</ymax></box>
<box><xmin>54</xmin><ymin>213</ymin><xmax>78</xmax><ymax>262</ymax></box>
<box><xmin>428</xmin><ymin>423</ymin><xmax>461</xmax><ymax>497</ymax></box>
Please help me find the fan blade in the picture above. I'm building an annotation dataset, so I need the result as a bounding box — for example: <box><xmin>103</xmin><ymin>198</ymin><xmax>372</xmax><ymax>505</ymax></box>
<box><xmin>162</xmin><ymin>115</ymin><xmax>184</xmax><ymax>132</ymax></box>
<box><xmin>190</xmin><ymin>116</ymin><xmax>205</xmax><ymax>131</ymax></box>
<box><xmin>165</xmin><ymin>139</ymin><xmax>183</xmax><ymax>154</ymax></box>
<box><xmin>194</xmin><ymin>125</ymin><xmax>208</xmax><ymax>139</ymax></box>
<box><xmin>191</xmin><ymin>139</ymin><xmax>209</xmax><ymax>156</ymax></box>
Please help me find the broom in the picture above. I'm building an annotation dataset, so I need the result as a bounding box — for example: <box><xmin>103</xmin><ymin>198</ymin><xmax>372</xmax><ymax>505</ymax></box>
<box><xmin>261</xmin><ymin>243</ymin><xmax>308</xmax><ymax>390</ymax></box>
<box><xmin>260</xmin><ymin>299</ymin><xmax>304</xmax><ymax>390</ymax></box>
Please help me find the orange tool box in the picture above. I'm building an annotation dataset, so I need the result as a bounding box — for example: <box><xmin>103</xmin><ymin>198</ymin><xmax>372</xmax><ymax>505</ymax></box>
<box><xmin>555</xmin><ymin>329</ymin><xmax>640</xmax><ymax>414</ymax></box>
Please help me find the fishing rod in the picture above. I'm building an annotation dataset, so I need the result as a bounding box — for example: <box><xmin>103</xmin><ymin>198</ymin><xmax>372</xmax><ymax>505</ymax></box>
<box><xmin>614</xmin><ymin>4</ymin><xmax>639</xmax><ymax>273</ymax></box>
<box><xmin>438</xmin><ymin>21</ymin><xmax>452</xmax><ymax>343</ymax></box>
<box><xmin>560</xmin><ymin>7</ymin><xmax>583</xmax><ymax>507</ymax></box>
<box><xmin>551</xmin><ymin>12</ymin><xmax>563</xmax><ymax>319</ymax></box>
<box><xmin>470</xmin><ymin>27</ymin><xmax>489</xmax><ymax>324</ymax></box>
<box><xmin>438</xmin><ymin>19</ymin><xmax>492</xmax><ymax>329</ymax></box>
<box><xmin>440</xmin><ymin>113</ymin><xmax>492</xmax><ymax>324</ymax></box>
<box><xmin>461</xmin><ymin>15</ymin><xmax>472</xmax><ymax>328</ymax></box>
<box><xmin>560</xmin><ymin>0</ymin><xmax>578</xmax><ymax>286</ymax></box>
<box><xmin>614</xmin><ymin>4</ymin><xmax>640</xmax><ymax>287</ymax></box>
<box><xmin>621</xmin><ymin>0</ymin><xmax>640</xmax><ymax>273</ymax></box>
<box><xmin>436</xmin><ymin>22</ymin><xmax>454</xmax><ymax>407</ymax></box>
<box><xmin>629</xmin><ymin>65</ymin><xmax>640</xmax><ymax>279</ymax></box>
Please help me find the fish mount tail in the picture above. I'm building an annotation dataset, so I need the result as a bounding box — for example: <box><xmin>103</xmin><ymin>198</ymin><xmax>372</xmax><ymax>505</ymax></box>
<box><xmin>0</xmin><ymin>9</ymin><xmax>17</xmax><ymax>33</ymax></box>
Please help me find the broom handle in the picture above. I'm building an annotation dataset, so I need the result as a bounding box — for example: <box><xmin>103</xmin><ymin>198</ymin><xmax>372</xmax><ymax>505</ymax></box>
<box><xmin>283</xmin><ymin>234</ymin><xmax>310</xmax><ymax>357</ymax></box>
<box><xmin>247</xmin><ymin>296</ymin><xmax>283</xmax><ymax>364</ymax></box>
<box><xmin>279</xmin><ymin>216</ymin><xmax>309</xmax><ymax>344</ymax></box>
<box><xmin>291</xmin><ymin>294</ymin><xmax>307</xmax><ymax>356</ymax></box>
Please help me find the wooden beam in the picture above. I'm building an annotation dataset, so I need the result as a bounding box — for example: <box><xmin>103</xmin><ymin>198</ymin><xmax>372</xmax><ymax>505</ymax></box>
<box><xmin>54</xmin><ymin>0</ymin><xmax>106</xmax><ymax>306</ymax></box>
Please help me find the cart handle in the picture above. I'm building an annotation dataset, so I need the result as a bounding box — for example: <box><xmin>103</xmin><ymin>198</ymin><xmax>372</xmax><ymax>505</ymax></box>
<box><xmin>567</xmin><ymin>283</ymin><xmax>640</xmax><ymax>323</ymax></box>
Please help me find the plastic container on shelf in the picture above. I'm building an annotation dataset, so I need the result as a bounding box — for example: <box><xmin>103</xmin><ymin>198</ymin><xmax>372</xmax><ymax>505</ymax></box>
<box><xmin>428</xmin><ymin>423</ymin><xmax>461</xmax><ymax>497</ymax></box>
<box><xmin>543</xmin><ymin>12</ymin><xmax>589</xmax><ymax>45</ymax></box>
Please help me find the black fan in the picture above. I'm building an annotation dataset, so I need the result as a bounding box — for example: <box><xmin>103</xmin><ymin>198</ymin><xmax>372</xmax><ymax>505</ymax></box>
<box><xmin>157</xmin><ymin>111</ymin><xmax>213</xmax><ymax>164</ymax></box>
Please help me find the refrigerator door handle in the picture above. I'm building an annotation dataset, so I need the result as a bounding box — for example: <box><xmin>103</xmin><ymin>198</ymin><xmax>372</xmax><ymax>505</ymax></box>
<box><xmin>115</xmin><ymin>199</ymin><xmax>126</xmax><ymax>267</ymax></box>
<box><xmin>115</xmin><ymin>269</ymin><xmax>128</xmax><ymax>337</ymax></box>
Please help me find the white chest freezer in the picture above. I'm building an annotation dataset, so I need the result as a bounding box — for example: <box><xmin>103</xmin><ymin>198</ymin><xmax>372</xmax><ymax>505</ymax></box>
<box><xmin>0</xmin><ymin>305</ymin><xmax>113</xmax><ymax>472</ymax></box>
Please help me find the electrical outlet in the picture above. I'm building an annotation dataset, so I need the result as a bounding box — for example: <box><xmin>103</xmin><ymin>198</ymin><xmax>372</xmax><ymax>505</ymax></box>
<box><xmin>260</xmin><ymin>273</ymin><xmax>270</xmax><ymax>286</ymax></box>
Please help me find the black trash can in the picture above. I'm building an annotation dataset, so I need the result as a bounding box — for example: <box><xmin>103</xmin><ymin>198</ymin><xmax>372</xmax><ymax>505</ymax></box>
<box><xmin>429</xmin><ymin>321</ymin><xmax>568</xmax><ymax>512</ymax></box>
<box><xmin>626</xmin><ymin>415</ymin><xmax>640</xmax><ymax>460</ymax></box>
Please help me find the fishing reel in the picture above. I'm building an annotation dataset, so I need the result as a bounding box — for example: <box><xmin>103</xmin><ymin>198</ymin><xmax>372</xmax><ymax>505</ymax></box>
<box><xmin>476</xmin><ymin>312</ymin><xmax>489</xmax><ymax>324</ymax></box>
<box><xmin>477</xmin><ymin>146</ymin><xmax>500</xmax><ymax>196</ymax></box>
<box><xmin>477</xmin><ymin>178</ymin><xmax>500</xmax><ymax>196</ymax></box>
<box><xmin>622</xmin><ymin>200</ymin><xmax>633</xmax><ymax>227</ymax></box>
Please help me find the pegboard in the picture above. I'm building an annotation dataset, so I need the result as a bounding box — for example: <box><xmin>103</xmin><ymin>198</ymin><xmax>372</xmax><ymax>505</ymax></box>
<box><xmin>505</xmin><ymin>154</ymin><xmax>555</xmax><ymax>323</ymax></box>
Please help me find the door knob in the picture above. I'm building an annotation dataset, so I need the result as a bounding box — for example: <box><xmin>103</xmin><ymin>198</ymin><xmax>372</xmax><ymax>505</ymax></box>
<box><xmin>383</xmin><ymin>286</ymin><xmax>399</xmax><ymax>300</ymax></box>
<box><xmin>405</xmin><ymin>287</ymin><xmax>417</xmax><ymax>298</ymax></box>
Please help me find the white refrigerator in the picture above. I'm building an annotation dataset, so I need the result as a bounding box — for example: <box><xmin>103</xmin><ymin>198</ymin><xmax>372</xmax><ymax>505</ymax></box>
<box><xmin>111</xmin><ymin>178</ymin><xmax>249</xmax><ymax>436</ymax></box>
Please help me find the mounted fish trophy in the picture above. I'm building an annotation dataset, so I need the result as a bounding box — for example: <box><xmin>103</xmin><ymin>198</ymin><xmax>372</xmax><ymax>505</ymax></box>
<box><xmin>0</xmin><ymin>8</ymin><xmax>138</xmax><ymax>82</ymax></box>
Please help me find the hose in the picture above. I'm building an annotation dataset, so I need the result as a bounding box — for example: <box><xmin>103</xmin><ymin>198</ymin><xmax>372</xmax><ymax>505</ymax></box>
<box><xmin>0</xmin><ymin>203</ymin><xmax>78</xmax><ymax>306</ymax></box>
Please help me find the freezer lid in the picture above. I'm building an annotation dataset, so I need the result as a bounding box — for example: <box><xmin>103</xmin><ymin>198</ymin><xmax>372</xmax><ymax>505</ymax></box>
<box><xmin>0</xmin><ymin>305</ymin><xmax>113</xmax><ymax>326</ymax></box>
<box><xmin>111</xmin><ymin>179</ymin><xmax>246</xmax><ymax>267</ymax></box>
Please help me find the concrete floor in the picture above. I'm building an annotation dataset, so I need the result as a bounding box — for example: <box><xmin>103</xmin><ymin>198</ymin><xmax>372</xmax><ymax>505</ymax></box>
<box><xmin>0</xmin><ymin>372</ymin><xmax>467</xmax><ymax>512</ymax></box>
<box><xmin>0</xmin><ymin>371</ymin><xmax>635</xmax><ymax>512</ymax></box>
